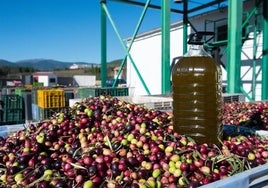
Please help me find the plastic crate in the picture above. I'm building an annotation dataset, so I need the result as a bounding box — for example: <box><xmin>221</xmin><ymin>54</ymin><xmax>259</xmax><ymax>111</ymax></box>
<box><xmin>15</xmin><ymin>88</ymin><xmax>32</xmax><ymax>97</ymax></box>
<box><xmin>0</xmin><ymin>110</ymin><xmax>2</xmax><ymax>123</ymax></box>
<box><xmin>32</xmin><ymin>104</ymin><xmax>39</xmax><ymax>121</ymax></box>
<box><xmin>200</xmin><ymin>163</ymin><xmax>268</xmax><ymax>188</ymax></box>
<box><xmin>153</xmin><ymin>101</ymin><xmax>173</xmax><ymax>111</ymax></box>
<box><xmin>65</xmin><ymin>91</ymin><xmax>74</xmax><ymax>107</ymax></box>
<box><xmin>37</xmin><ymin>89</ymin><xmax>65</xmax><ymax>108</ymax></box>
<box><xmin>33</xmin><ymin>82</ymin><xmax>44</xmax><ymax>87</ymax></box>
<box><xmin>118</xmin><ymin>95</ymin><xmax>173</xmax><ymax>111</ymax></box>
<box><xmin>1</xmin><ymin>94</ymin><xmax>24</xmax><ymax>109</ymax></box>
<box><xmin>222</xmin><ymin>93</ymin><xmax>245</xmax><ymax>102</ymax></box>
<box><xmin>113</xmin><ymin>87</ymin><xmax>129</xmax><ymax>96</ymax></box>
<box><xmin>77</xmin><ymin>87</ymin><xmax>129</xmax><ymax>98</ymax></box>
<box><xmin>0</xmin><ymin>124</ymin><xmax>25</xmax><ymax>137</ymax></box>
<box><xmin>1</xmin><ymin>108</ymin><xmax>24</xmax><ymax>125</ymax></box>
<box><xmin>69</xmin><ymin>99</ymin><xmax>83</xmax><ymax>107</ymax></box>
<box><xmin>95</xmin><ymin>88</ymin><xmax>116</xmax><ymax>96</ymax></box>
<box><xmin>77</xmin><ymin>87</ymin><xmax>97</xmax><ymax>98</ymax></box>
<box><xmin>38</xmin><ymin>107</ymin><xmax>64</xmax><ymax>120</ymax></box>
<box><xmin>31</xmin><ymin>89</ymin><xmax>38</xmax><ymax>104</ymax></box>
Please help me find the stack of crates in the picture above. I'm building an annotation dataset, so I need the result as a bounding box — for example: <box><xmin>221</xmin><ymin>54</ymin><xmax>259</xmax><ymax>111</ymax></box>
<box><xmin>15</xmin><ymin>88</ymin><xmax>32</xmax><ymax>123</ymax></box>
<box><xmin>36</xmin><ymin>89</ymin><xmax>66</xmax><ymax>121</ymax></box>
<box><xmin>0</xmin><ymin>94</ymin><xmax>25</xmax><ymax>125</ymax></box>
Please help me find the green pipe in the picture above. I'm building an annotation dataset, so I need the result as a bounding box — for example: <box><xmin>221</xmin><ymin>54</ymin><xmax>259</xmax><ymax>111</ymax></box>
<box><xmin>110</xmin><ymin>0</ymin><xmax>183</xmax><ymax>14</ymax></box>
<box><xmin>240</xmin><ymin>86</ymin><xmax>253</xmax><ymax>102</ymax></box>
<box><xmin>242</xmin><ymin>6</ymin><xmax>258</xmax><ymax>29</ymax></box>
<box><xmin>183</xmin><ymin>1</ymin><xmax>188</xmax><ymax>54</ymax></box>
<box><xmin>113</xmin><ymin>0</ymin><xmax>151</xmax><ymax>87</ymax></box>
<box><xmin>252</xmin><ymin>6</ymin><xmax>259</xmax><ymax>101</ymax></box>
<box><xmin>262</xmin><ymin>0</ymin><xmax>268</xmax><ymax>100</ymax></box>
<box><xmin>188</xmin><ymin>0</ymin><xmax>226</xmax><ymax>14</ymax></box>
<box><xmin>227</xmin><ymin>0</ymin><xmax>242</xmax><ymax>93</ymax></box>
<box><xmin>102</xmin><ymin>3</ymin><xmax>151</xmax><ymax>95</ymax></box>
<box><xmin>161</xmin><ymin>0</ymin><xmax>171</xmax><ymax>94</ymax></box>
<box><xmin>210</xmin><ymin>34</ymin><xmax>256</xmax><ymax>48</ymax></box>
<box><xmin>100</xmin><ymin>0</ymin><xmax>107</xmax><ymax>87</ymax></box>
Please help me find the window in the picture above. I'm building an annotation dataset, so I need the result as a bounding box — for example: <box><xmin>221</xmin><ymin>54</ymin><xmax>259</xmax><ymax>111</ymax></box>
<box><xmin>50</xmin><ymin>78</ymin><xmax>56</xmax><ymax>83</ymax></box>
<box><xmin>217</xmin><ymin>25</ymin><xmax>228</xmax><ymax>41</ymax></box>
<box><xmin>217</xmin><ymin>24</ymin><xmax>247</xmax><ymax>41</ymax></box>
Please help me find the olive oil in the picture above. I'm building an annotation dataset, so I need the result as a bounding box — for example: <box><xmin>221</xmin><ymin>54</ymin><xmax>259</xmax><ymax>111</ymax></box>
<box><xmin>172</xmin><ymin>33</ymin><xmax>222</xmax><ymax>144</ymax></box>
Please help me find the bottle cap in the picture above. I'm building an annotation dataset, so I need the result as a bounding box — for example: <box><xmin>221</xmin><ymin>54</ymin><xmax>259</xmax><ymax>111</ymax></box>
<box><xmin>188</xmin><ymin>31</ymin><xmax>215</xmax><ymax>45</ymax></box>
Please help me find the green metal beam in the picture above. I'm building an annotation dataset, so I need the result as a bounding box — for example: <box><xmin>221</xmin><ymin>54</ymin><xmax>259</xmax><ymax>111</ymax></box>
<box><xmin>109</xmin><ymin>0</ymin><xmax>183</xmax><ymax>14</ymax></box>
<box><xmin>161</xmin><ymin>0</ymin><xmax>170</xmax><ymax>94</ymax></box>
<box><xmin>100</xmin><ymin>0</ymin><xmax>107</xmax><ymax>87</ymax></box>
<box><xmin>102</xmin><ymin>2</ymin><xmax>151</xmax><ymax>94</ymax></box>
<box><xmin>240</xmin><ymin>86</ymin><xmax>253</xmax><ymax>102</ymax></box>
<box><xmin>113</xmin><ymin>0</ymin><xmax>151</xmax><ymax>87</ymax></box>
<box><xmin>227</xmin><ymin>0</ymin><xmax>242</xmax><ymax>93</ymax></box>
<box><xmin>262</xmin><ymin>0</ymin><xmax>268</xmax><ymax>100</ymax></box>
<box><xmin>188</xmin><ymin>0</ymin><xmax>227</xmax><ymax>14</ymax></box>
<box><xmin>251</xmin><ymin>3</ymin><xmax>259</xmax><ymax>101</ymax></box>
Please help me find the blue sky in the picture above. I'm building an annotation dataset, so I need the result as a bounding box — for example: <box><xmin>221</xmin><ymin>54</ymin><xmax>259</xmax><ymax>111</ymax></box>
<box><xmin>0</xmin><ymin>0</ymin><xmax>220</xmax><ymax>63</ymax></box>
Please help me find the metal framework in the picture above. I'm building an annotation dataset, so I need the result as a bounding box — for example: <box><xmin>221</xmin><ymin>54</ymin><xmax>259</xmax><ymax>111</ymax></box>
<box><xmin>100</xmin><ymin>0</ymin><xmax>268</xmax><ymax>101</ymax></box>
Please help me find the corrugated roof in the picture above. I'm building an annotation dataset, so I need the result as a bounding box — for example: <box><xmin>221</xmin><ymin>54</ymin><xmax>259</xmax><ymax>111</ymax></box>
<box><xmin>33</xmin><ymin>72</ymin><xmax>55</xmax><ymax>76</ymax></box>
<box><xmin>126</xmin><ymin>0</ymin><xmax>229</xmax><ymax>41</ymax></box>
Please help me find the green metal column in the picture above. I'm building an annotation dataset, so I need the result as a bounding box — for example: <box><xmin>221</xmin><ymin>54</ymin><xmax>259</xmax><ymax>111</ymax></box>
<box><xmin>252</xmin><ymin>14</ymin><xmax>257</xmax><ymax>101</ymax></box>
<box><xmin>113</xmin><ymin>0</ymin><xmax>151</xmax><ymax>87</ymax></box>
<box><xmin>262</xmin><ymin>0</ymin><xmax>268</xmax><ymax>100</ymax></box>
<box><xmin>227</xmin><ymin>0</ymin><xmax>242</xmax><ymax>93</ymax></box>
<box><xmin>182</xmin><ymin>1</ymin><xmax>188</xmax><ymax>54</ymax></box>
<box><xmin>100</xmin><ymin>0</ymin><xmax>107</xmax><ymax>87</ymax></box>
<box><xmin>161</xmin><ymin>0</ymin><xmax>171</xmax><ymax>94</ymax></box>
<box><xmin>102</xmin><ymin>2</ymin><xmax>151</xmax><ymax>94</ymax></box>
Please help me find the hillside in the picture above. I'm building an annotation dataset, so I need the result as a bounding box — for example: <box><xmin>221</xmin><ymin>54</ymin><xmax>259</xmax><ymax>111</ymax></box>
<box><xmin>0</xmin><ymin>59</ymin><xmax>17</xmax><ymax>67</ymax></box>
<box><xmin>0</xmin><ymin>59</ymin><xmax>123</xmax><ymax>71</ymax></box>
<box><xmin>0</xmin><ymin>59</ymin><xmax>98</xmax><ymax>71</ymax></box>
<box><xmin>53</xmin><ymin>69</ymin><xmax>91</xmax><ymax>77</ymax></box>
<box><xmin>54</xmin><ymin>59</ymin><xmax>123</xmax><ymax>78</ymax></box>
<box><xmin>15</xmin><ymin>59</ymin><xmax>74</xmax><ymax>70</ymax></box>
<box><xmin>107</xmin><ymin>59</ymin><xmax>122</xmax><ymax>68</ymax></box>
<box><xmin>0</xmin><ymin>58</ymin><xmax>123</xmax><ymax>80</ymax></box>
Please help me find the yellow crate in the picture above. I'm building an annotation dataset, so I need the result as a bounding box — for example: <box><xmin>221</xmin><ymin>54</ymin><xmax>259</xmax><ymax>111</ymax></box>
<box><xmin>37</xmin><ymin>89</ymin><xmax>65</xmax><ymax>108</ymax></box>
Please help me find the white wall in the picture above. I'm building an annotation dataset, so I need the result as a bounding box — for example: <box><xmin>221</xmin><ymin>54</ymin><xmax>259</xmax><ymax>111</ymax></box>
<box><xmin>240</xmin><ymin>32</ymin><xmax>263</xmax><ymax>101</ymax></box>
<box><xmin>73</xmin><ymin>75</ymin><xmax>96</xmax><ymax>87</ymax></box>
<box><xmin>127</xmin><ymin>31</ymin><xmax>161</xmax><ymax>95</ymax></box>
<box><xmin>37</xmin><ymin>74</ymin><xmax>58</xmax><ymax>87</ymax></box>
<box><xmin>38</xmin><ymin>76</ymin><xmax>49</xmax><ymax>87</ymax></box>
<box><xmin>127</xmin><ymin>24</ymin><xmax>186</xmax><ymax>96</ymax></box>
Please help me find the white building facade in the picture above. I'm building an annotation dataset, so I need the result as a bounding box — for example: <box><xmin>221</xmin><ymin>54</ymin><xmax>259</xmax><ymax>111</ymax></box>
<box><xmin>33</xmin><ymin>72</ymin><xmax>58</xmax><ymax>87</ymax></box>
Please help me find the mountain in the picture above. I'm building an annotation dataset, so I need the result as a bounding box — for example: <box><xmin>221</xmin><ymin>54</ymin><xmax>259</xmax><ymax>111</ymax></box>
<box><xmin>15</xmin><ymin>59</ymin><xmax>74</xmax><ymax>70</ymax></box>
<box><xmin>0</xmin><ymin>59</ymin><xmax>98</xmax><ymax>71</ymax></box>
<box><xmin>107</xmin><ymin>59</ymin><xmax>123</xmax><ymax>68</ymax></box>
<box><xmin>0</xmin><ymin>59</ymin><xmax>17</xmax><ymax>67</ymax></box>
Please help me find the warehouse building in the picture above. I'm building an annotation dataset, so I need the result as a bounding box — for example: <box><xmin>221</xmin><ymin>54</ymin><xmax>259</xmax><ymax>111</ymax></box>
<box><xmin>122</xmin><ymin>0</ymin><xmax>263</xmax><ymax>101</ymax></box>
